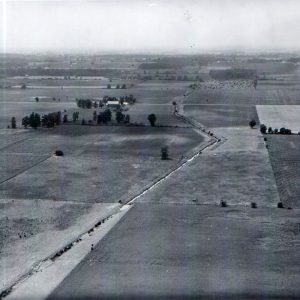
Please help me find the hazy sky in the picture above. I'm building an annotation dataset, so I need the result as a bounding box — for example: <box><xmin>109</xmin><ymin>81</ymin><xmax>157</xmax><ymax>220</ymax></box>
<box><xmin>1</xmin><ymin>0</ymin><xmax>300</xmax><ymax>53</ymax></box>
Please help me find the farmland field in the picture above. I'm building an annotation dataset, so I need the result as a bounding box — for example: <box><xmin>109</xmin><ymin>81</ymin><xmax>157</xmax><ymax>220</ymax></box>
<box><xmin>257</xmin><ymin>105</ymin><xmax>300</xmax><ymax>133</ymax></box>
<box><xmin>50</xmin><ymin>203</ymin><xmax>300</xmax><ymax>299</ymax></box>
<box><xmin>185</xmin><ymin>83</ymin><xmax>300</xmax><ymax>105</ymax></box>
<box><xmin>266</xmin><ymin>134</ymin><xmax>300</xmax><ymax>208</ymax></box>
<box><xmin>184</xmin><ymin>104</ymin><xmax>258</xmax><ymax>128</ymax></box>
<box><xmin>2</xmin><ymin>53</ymin><xmax>300</xmax><ymax>298</ymax></box>
<box><xmin>0</xmin><ymin>125</ymin><xmax>204</xmax><ymax>203</ymax></box>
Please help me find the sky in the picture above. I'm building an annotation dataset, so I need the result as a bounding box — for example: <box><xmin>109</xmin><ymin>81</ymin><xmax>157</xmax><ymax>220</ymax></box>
<box><xmin>1</xmin><ymin>0</ymin><xmax>300</xmax><ymax>54</ymax></box>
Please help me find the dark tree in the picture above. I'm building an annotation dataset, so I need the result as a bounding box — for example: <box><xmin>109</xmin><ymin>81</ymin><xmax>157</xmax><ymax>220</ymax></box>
<box><xmin>103</xmin><ymin>109</ymin><xmax>112</xmax><ymax>122</ymax></box>
<box><xmin>55</xmin><ymin>150</ymin><xmax>64</xmax><ymax>156</ymax></box>
<box><xmin>268</xmin><ymin>127</ymin><xmax>273</xmax><ymax>134</ymax></box>
<box><xmin>249</xmin><ymin>119</ymin><xmax>256</xmax><ymax>129</ymax></box>
<box><xmin>116</xmin><ymin>111</ymin><xmax>124</xmax><ymax>123</ymax></box>
<box><xmin>63</xmin><ymin>114</ymin><xmax>68</xmax><ymax>123</ymax></box>
<box><xmin>21</xmin><ymin>84</ymin><xmax>26</xmax><ymax>89</ymax></box>
<box><xmin>11</xmin><ymin>117</ymin><xmax>16</xmax><ymax>129</ymax></box>
<box><xmin>73</xmin><ymin>112</ymin><xmax>79</xmax><ymax>122</ymax></box>
<box><xmin>93</xmin><ymin>111</ymin><xmax>97</xmax><ymax>122</ymax></box>
<box><xmin>86</xmin><ymin>99</ymin><xmax>92</xmax><ymax>109</ymax></box>
<box><xmin>107</xmin><ymin>84</ymin><xmax>111</xmax><ymax>89</ymax></box>
<box><xmin>35</xmin><ymin>97</ymin><xmax>39</xmax><ymax>102</ymax></box>
<box><xmin>260</xmin><ymin>124</ymin><xmax>267</xmax><ymax>134</ymax></box>
<box><xmin>124</xmin><ymin>114</ymin><xmax>130</xmax><ymax>123</ymax></box>
<box><xmin>29</xmin><ymin>113</ymin><xmax>41</xmax><ymax>129</ymax></box>
<box><xmin>116</xmin><ymin>84</ymin><xmax>120</xmax><ymax>89</ymax></box>
<box><xmin>121</xmin><ymin>84</ymin><xmax>127</xmax><ymax>89</ymax></box>
<box><xmin>148</xmin><ymin>114</ymin><xmax>157</xmax><ymax>127</ymax></box>
<box><xmin>253</xmin><ymin>78</ymin><xmax>258</xmax><ymax>89</ymax></box>
<box><xmin>22</xmin><ymin>116</ymin><xmax>30</xmax><ymax>128</ymax></box>
<box><xmin>161</xmin><ymin>146</ymin><xmax>169</xmax><ymax>160</ymax></box>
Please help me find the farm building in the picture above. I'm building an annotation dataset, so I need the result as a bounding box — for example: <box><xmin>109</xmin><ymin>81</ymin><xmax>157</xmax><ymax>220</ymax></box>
<box><xmin>106</xmin><ymin>100</ymin><xmax>128</xmax><ymax>111</ymax></box>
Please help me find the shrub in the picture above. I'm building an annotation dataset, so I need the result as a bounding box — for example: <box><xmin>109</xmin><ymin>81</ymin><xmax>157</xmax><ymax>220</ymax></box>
<box><xmin>220</xmin><ymin>200</ymin><xmax>227</xmax><ymax>207</ymax></box>
<box><xmin>251</xmin><ymin>202</ymin><xmax>257</xmax><ymax>208</ymax></box>
<box><xmin>277</xmin><ymin>202</ymin><xmax>284</xmax><ymax>208</ymax></box>
<box><xmin>274</xmin><ymin>128</ymin><xmax>278</xmax><ymax>134</ymax></box>
<box><xmin>54</xmin><ymin>150</ymin><xmax>64</xmax><ymax>156</ymax></box>
<box><xmin>249</xmin><ymin>119</ymin><xmax>256</xmax><ymax>129</ymax></box>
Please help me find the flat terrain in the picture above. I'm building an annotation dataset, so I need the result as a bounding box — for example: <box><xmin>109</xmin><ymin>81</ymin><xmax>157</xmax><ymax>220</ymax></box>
<box><xmin>184</xmin><ymin>104</ymin><xmax>258</xmax><ymax>128</ymax></box>
<box><xmin>0</xmin><ymin>121</ymin><xmax>205</xmax><ymax>290</ymax></box>
<box><xmin>257</xmin><ymin>105</ymin><xmax>300</xmax><ymax>133</ymax></box>
<box><xmin>2</xmin><ymin>57</ymin><xmax>300</xmax><ymax>299</ymax></box>
<box><xmin>0</xmin><ymin>80</ymin><xmax>190</xmax><ymax>128</ymax></box>
<box><xmin>0</xmin><ymin>126</ymin><xmax>203</xmax><ymax>203</ymax></box>
<box><xmin>0</xmin><ymin>199</ymin><xmax>119</xmax><ymax>292</ymax></box>
<box><xmin>49</xmin><ymin>203</ymin><xmax>300</xmax><ymax>300</ymax></box>
<box><xmin>185</xmin><ymin>81</ymin><xmax>300</xmax><ymax>106</ymax></box>
<box><xmin>266</xmin><ymin>134</ymin><xmax>300</xmax><ymax>208</ymax></box>
<box><xmin>138</xmin><ymin>127</ymin><xmax>279</xmax><ymax>207</ymax></box>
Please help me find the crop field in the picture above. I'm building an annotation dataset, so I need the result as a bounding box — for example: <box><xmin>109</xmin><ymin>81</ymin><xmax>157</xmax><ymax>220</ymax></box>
<box><xmin>209</xmin><ymin>127</ymin><xmax>266</xmax><ymax>153</ymax></box>
<box><xmin>50</xmin><ymin>203</ymin><xmax>300</xmax><ymax>299</ymax></box>
<box><xmin>138</xmin><ymin>151</ymin><xmax>279</xmax><ymax>207</ymax></box>
<box><xmin>0</xmin><ymin>124</ymin><xmax>205</xmax><ymax>290</ymax></box>
<box><xmin>183</xmin><ymin>104</ymin><xmax>258</xmax><ymax>128</ymax></box>
<box><xmin>2</xmin><ymin>54</ymin><xmax>300</xmax><ymax>298</ymax></box>
<box><xmin>266</xmin><ymin>134</ymin><xmax>300</xmax><ymax>208</ymax></box>
<box><xmin>185</xmin><ymin>80</ymin><xmax>300</xmax><ymax>106</ymax></box>
<box><xmin>256</xmin><ymin>105</ymin><xmax>300</xmax><ymax>133</ymax></box>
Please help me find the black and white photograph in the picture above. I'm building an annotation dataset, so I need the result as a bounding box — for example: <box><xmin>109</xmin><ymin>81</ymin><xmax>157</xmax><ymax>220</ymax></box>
<box><xmin>1</xmin><ymin>0</ymin><xmax>300</xmax><ymax>299</ymax></box>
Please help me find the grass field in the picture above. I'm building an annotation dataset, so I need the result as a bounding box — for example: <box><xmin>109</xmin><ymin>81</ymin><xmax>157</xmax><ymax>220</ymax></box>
<box><xmin>266</xmin><ymin>134</ymin><xmax>300</xmax><ymax>208</ymax></box>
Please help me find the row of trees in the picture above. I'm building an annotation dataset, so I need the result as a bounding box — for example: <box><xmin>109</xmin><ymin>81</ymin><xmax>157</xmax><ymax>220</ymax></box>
<box><xmin>21</xmin><ymin>111</ymin><xmax>68</xmax><ymax>129</ymax></box>
<box><xmin>249</xmin><ymin>120</ymin><xmax>293</xmax><ymax>135</ymax></box>
<box><xmin>260</xmin><ymin>124</ymin><xmax>292</xmax><ymax>135</ymax></box>
<box><xmin>92</xmin><ymin>109</ymin><xmax>130</xmax><ymax>124</ymax></box>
